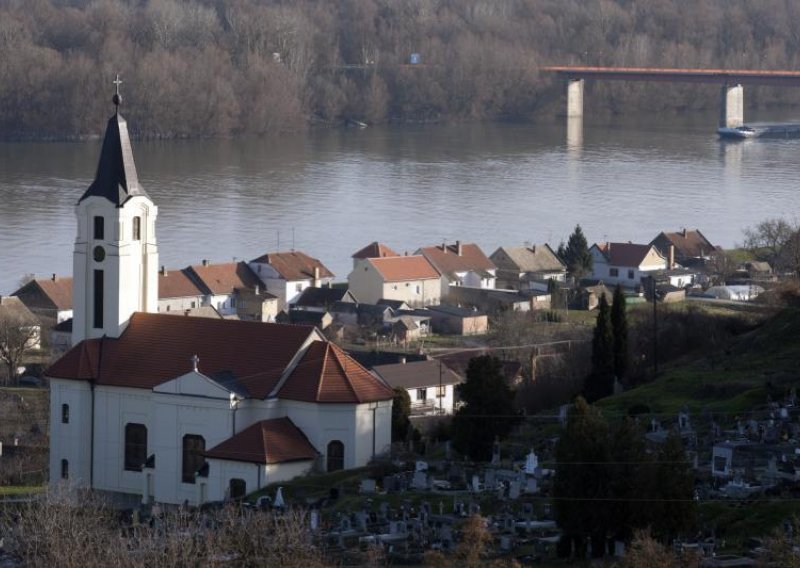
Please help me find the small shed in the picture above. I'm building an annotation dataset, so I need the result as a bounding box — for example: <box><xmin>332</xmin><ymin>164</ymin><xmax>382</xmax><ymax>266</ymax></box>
<box><xmin>427</xmin><ymin>305</ymin><xmax>488</xmax><ymax>336</ymax></box>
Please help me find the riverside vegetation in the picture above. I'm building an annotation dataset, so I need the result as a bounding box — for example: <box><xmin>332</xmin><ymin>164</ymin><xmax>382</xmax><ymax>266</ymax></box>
<box><xmin>4</xmin><ymin>0</ymin><xmax>800</xmax><ymax>139</ymax></box>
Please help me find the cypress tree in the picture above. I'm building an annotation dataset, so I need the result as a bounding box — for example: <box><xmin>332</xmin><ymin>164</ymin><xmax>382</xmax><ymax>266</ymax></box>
<box><xmin>610</xmin><ymin>284</ymin><xmax>629</xmax><ymax>382</ymax></box>
<box><xmin>587</xmin><ymin>294</ymin><xmax>614</xmax><ymax>400</ymax></box>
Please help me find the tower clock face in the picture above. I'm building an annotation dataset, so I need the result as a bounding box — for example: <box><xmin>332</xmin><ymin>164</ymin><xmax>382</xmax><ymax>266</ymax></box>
<box><xmin>93</xmin><ymin>245</ymin><xmax>106</xmax><ymax>262</ymax></box>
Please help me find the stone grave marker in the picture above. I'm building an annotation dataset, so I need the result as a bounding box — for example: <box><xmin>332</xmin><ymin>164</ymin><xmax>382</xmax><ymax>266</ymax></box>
<box><xmin>360</xmin><ymin>479</ymin><xmax>376</xmax><ymax>493</ymax></box>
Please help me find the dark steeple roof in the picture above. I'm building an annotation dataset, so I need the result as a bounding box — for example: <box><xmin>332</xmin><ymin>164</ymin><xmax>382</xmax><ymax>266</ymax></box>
<box><xmin>79</xmin><ymin>112</ymin><xmax>148</xmax><ymax>206</ymax></box>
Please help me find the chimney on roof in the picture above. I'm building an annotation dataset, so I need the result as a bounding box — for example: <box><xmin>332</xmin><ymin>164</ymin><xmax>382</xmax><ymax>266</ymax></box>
<box><xmin>399</xmin><ymin>356</ymin><xmax>406</xmax><ymax>364</ymax></box>
<box><xmin>404</xmin><ymin>251</ymin><xmax>408</xmax><ymax>256</ymax></box>
<box><xmin>441</xmin><ymin>241</ymin><xmax>447</xmax><ymax>252</ymax></box>
<box><xmin>456</xmin><ymin>240</ymin><xmax>463</xmax><ymax>256</ymax></box>
<box><xmin>160</xmin><ymin>266</ymin><xmax>167</xmax><ymax>276</ymax></box>
<box><xmin>52</xmin><ymin>274</ymin><xmax>57</xmax><ymax>282</ymax></box>
<box><xmin>313</xmin><ymin>266</ymin><xmax>320</xmax><ymax>287</ymax></box>
<box><xmin>191</xmin><ymin>354</ymin><xmax>199</xmax><ymax>372</ymax></box>
<box><xmin>530</xmin><ymin>245</ymin><xmax>536</xmax><ymax>253</ymax></box>
<box><xmin>254</xmin><ymin>285</ymin><xmax>260</xmax><ymax>296</ymax></box>
<box><xmin>682</xmin><ymin>228</ymin><xmax>687</xmax><ymax>237</ymax></box>
<box><xmin>669</xmin><ymin>245</ymin><xmax>675</xmax><ymax>270</ymax></box>
<box><xmin>202</xmin><ymin>259</ymin><xmax>209</xmax><ymax>266</ymax></box>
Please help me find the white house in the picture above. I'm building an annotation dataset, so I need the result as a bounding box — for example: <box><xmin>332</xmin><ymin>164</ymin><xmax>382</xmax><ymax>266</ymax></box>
<box><xmin>417</xmin><ymin>241</ymin><xmax>496</xmax><ymax>293</ymax></box>
<box><xmin>248</xmin><ymin>251</ymin><xmax>334</xmax><ymax>310</ymax></box>
<box><xmin>347</xmin><ymin>255</ymin><xmax>443</xmax><ymax>307</ymax></box>
<box><xmin>371</xmin><ymin>359</ymin><xmax>462</xmax><ymax>416</ymax></box>
<box><xmin>156</xmin><ymin>267</ymin><xmax>205</xmax><ymax>314</ymax></box>
<box><xmin>47</xmin><ymin>98</ymin><xmax>393</xmax><ymax>507</ymax></box>
<box><xmin>186</xmin><ymin>260</ymin><xmax>268</xmax><ymax>318</ymax></box>
<box><xmin>589</xmin><ymin>242</ymin><xmax>668</xmax><ymax>288</ymax></box>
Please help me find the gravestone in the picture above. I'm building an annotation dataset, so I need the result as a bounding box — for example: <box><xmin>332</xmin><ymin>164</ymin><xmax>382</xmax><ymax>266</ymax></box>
<box><xmin>360</xmin><ymin>479</ymin><xmax>376</xmax><ymax>493</ymax></box>
<box><xmin>484</xmin><ymin>469</ymin><xmax>496</xmax><ymax>489</ymax></box>
<box><xmin>525</xmin><ymin>477</ymin><xmax>538</xmax><ymax>494</ymax></box>
<box><xmin>416</xmin><ymin>460</ymin><xmax>429</xmax><ymax>472</ymax></box>
<box><xmin>471</xmin><ymin>474</ymin><xmax>481</xmax><ymax>493</ymax></box>
<box><xmin>412</xmin><ymin>471</ymin><xmax>428</xmax><ymax>490</ymax></box>
<box><xmin>469</xmin><ymin>502</ymin><xmax>481</xmax><ymax>515</ymax></box>
<box><xmin>522</xmin><ymin>502</ymin><xmax>534</xmax><ymax>518</ymax></box>
<box><xmin>310</xmin><ymin>509</ymin><xmax>320</xmax><ymax>531</ymax></box>
<box><xmin>508</xmin><ymin>480</ymin><xmax>521</xmax><ymax>500</ymax></box>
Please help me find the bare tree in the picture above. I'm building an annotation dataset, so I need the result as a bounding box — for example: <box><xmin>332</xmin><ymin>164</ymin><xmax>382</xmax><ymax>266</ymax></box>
<box><xmin>0</xmin><ymin>301</ymin><xmax>40</xmax><ymax>384</ymax></box>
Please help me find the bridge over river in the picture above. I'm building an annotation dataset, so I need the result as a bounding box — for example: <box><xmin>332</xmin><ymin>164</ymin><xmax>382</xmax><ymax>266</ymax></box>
<box><xmin>542</xmin><ymin>66</ymin><xmax>800</xmax><ymax>128</ymax></box>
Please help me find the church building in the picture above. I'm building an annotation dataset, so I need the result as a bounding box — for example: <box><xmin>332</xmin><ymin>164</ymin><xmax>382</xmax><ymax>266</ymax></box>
<box><xmin>47</xmin><ymin>85</ymin><xmax>393</xmax><ymax>506</ymax></box>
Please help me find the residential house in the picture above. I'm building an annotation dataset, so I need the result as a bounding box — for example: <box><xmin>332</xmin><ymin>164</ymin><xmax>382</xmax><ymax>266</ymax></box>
<box><xmin>372</xmin><ymin>359</ymin><xmax>462</xmax><ymax>416</ymax></box>
<box><xmin>417</xmin><ymin>241</ymin><xmax>496</xmax><ymax>293</ymax></box>
<box><xmin>351</xmin><ymin>242</ymin><xmax>400</xmax><ymax>269</ymax></box>
<box><xmin>744</xmin><ymin>261</ymin><xmax>774</xmax><ymax>281</ymax></box>
<box><xmin>157</xmin><ymin>267</ymin><xmax>205</xmax><ymax>314</ymax></box>
<box><xmin>446</xmin><ymin>286</ymin><xmax>544</xmax><ymax>313</ymax></box>
<box><xmin>187</xmin><ymin>261</ymin><xmax>276</xmax><ymax>320</ymax></box>
<box><xmin>248</xmin><ymin>251</ymin><xmax>334</xmax><ymax>310</ymax></box>
<box><xmin>293</xmin><ymin>287</ymin><xmax>358</xmax><ymax>313</ymax></box>
<box><xmin>589</xmin><ymin>242</ymin><xmax>668</xmax><ymax>288</ymax></box>
<box><xmin>650</xmin><ymin>229</ymin><xmax>716</xmax><ymax>266</ymax></box>
<box><xmin>489</xmin><ymin>244</ymin><xmax>567</xmax><ymax>291</ymax></box>
<box><xmin>389</xmin><ymin>314</ymin><xmax>431</xmax><ymax>342</ymax></box>
<box><xmin>427</xmin><ymin>304</ymin><xmax>488</xmax><ymax>336</ymax></box>
<box><xmin>347</xmin><ymin>255</ymin><xmax>443</xmax><ymax>307</ymax></box>
<box><xmin>48</xmin><ymin>98</ymin><xmax>393</xmax><ymax>507</ymax></box>
<box><xmin>12</xmin><ymin>275</ymin><xmax>73</xmax><ymax>324</ymax></box>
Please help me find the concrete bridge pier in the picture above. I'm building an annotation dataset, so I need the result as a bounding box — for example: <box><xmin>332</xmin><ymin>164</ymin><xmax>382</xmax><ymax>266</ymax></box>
<box><xmin>566</xmin><ymin>79</ymin><xmax>584</xmax><ymax>118</ymax></box>
<box><xmin>720</xmin><ymin>84</ymin><xmax>744</xmax><ymax>128</ymax></box>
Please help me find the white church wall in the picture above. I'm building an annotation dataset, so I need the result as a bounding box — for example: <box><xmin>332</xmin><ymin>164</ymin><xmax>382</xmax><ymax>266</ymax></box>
<box><xmin>152</xmin><ymin>392</ymin><xmax>234</xmax><ymax>505</ymax></box>
<box><xmin>91</xmin><ymin>386</ymin><xmax>152</xmax><ymax>497</ymax></box>
<box><xmin>266</xmin><ymin>460</ymin><xmax>315</xmax><ymax>485</ymax></box>
<box><xmin>278</xmin><ymin>400</ymin><xmax>357</xmax><ymax>470</ymax></box>
<box><xmin>354</xmin><ymin>401</ymin><xmax>393</xmax><ymax>466</ymax></box>
<box><xmin>206</xmin><ymin>459</ymin><xmax>262</xmax><ymax>502</ymax></box>
<box><xmin>49</xmin><ymin>378</ymin><xmax>93</xmax><ymax>489</ymax></box>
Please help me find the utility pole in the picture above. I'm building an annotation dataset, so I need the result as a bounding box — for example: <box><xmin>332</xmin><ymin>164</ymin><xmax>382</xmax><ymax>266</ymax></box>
<box><xmin>651</xmin><ymin>276</ymin><xmax>659</xmax><ymax>378</ymax></box>
<box><xmin>438</xmin><ymin>359</ymin><xmax>443</xmax><ymax>415</ymax></box>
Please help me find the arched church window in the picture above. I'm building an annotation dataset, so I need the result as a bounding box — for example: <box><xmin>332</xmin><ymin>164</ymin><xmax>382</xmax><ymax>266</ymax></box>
<box><xmin>327</xmin><ymin>440</ymin><xmax>344</xmax><ymax>472</ymax></box>
<box><xmin>124</xmin><ymin>423</ymin><xmax>148</xmax><ymax>471</ymax></box>
<box><xmin>132</xmin><ymin>216</ymin><xmax>141</xmax><ymax>240</ymax></box>
<box><xmin>61</xmin><ymin>403</ymin><xmax>69</xmax><ymax>424</ymax></box>
<box><xmin>61</xmin><ymin>459</ymin><xmax>69</xmax><ymax>479</ymax></box>
<box><xmin>93</xmin><ymin>216</ymin><xmax>104</xmax><ymax>240</ymax></box>
<box><xmin>182</xmin><ymin>434</ymin><xmax>205</xmax><ymax>484</ymax></box>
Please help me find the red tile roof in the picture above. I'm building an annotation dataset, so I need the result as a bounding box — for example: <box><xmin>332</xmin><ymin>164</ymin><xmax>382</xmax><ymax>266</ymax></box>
<box><xmin>278</xmin><ymin>341</ymin><xmax>393</xmax><ymax>403</ymax></box>
<box><xmin>594</xmin><ymin>242</ymin><xmax>663</xmax><ymax>267</ymax></box>
<box><xmin>158</xmin><ymin>268</ymin><xmax>204</xmax><ymax>299</ymax></box>
<box><xmin>188</xmin><ymin>262</ymin><xmax>261</xmax><ymax>295</ymax></box>
<box><xmin>46</xmin><ymin>312</ymin><xmax>316</xmax><ymax>398</ymax></box>
<box><xmin>13</xmin><ymin>277</ymin><xmax>73</xmax><ymax>311</ymax></box>
<box><xmin>419</xmin><ymin>243</ymin><xmax>496</xmax><ymax>277</ymax></box>
<box><xmin>249</xmin><ymin>251</ymin><xmax>334</xmax><ymax>281</ymax></box>
<box><xmin>368</xmin><ymin>256</ymin><xmax>440</xmax><ymax>282</ymax></box>
<box><xmin>652</xmin><ymin>229</ymin><xmax>715</xmax><ymax>259</ymax></box>
<box><xmin>205</xmin><ymin>417</ymin><xmax>318</xmax><ymax>464</ymax></box>
<box><xmin>352</xmin><ymin>242</ymin><xmax>400</xmax><ymax>260</ymax></box>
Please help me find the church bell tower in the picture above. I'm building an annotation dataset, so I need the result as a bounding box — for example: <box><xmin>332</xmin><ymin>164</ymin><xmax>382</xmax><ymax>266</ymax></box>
<box><xmin>72</xmin><ymin>76</ymin><xmax>158</xmax><ymax>344</ymax></box>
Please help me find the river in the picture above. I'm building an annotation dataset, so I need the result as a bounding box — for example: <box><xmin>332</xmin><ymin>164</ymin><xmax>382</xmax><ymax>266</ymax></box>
<box><xmin>1</xmin><ymin>110</ymin><xmax>799</xmax><ymax>294</ymax></box>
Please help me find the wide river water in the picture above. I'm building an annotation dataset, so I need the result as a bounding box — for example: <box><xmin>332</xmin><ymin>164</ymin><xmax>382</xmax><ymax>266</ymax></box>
<box><xmin>1</xmin><ymin>110</ymin><xmax>799</xmax><ymax>294</ymax></box>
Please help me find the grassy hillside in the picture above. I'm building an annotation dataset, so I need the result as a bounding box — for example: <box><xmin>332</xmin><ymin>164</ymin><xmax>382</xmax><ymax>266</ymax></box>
<box><xmin>599</xmin><ymin>305</ymin><xmax>800</xmax><ymax>417</ymax></box>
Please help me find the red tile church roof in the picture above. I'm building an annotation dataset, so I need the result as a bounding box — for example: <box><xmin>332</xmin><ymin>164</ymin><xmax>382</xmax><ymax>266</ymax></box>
<box><xmin>205</xmin><ymin>417</ymin><xmax>318</xmax><ymax>464</ymax></box>
<box><xmin>46</xmin><ymin>312</ymin><xmax>315</xmax><ymax>398</ymax></box>
<box><xmin>278</xmin><ymin>341</ymin><xmax>393</xmax><ymax>403</ymax></box>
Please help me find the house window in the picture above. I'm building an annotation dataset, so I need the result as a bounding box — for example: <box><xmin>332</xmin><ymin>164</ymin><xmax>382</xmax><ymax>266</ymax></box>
<box><xmin>416</xmin><ymin>285</ymin><xmax>421</xmax><ymax>294</ymax></box>
<box><xmin>229</xmin><ymin>478</ymin><xmax>247</xmax><ymax>500</ymax></box>
<box><xmin>327</xmin><ymin>440</ymin><xmax>344</xmax><ymax>472</ymax></box>
<box><xmin>392</xmin><ymin>285</ymin><xmax>398</xmax><ymax>290</ymax></box>
<box><xmin>416</xmin><ymin>388</ymin><xmax>427</xmax><ymax>401</ymax></box>
<box><xmin>231</xmin><ymin>298</ymin><xmax>236</xmax><ymax>308</ymax></box>
<box><xmin>295</xmin><ymin>283</ymin><xmax>303</xmax><ymax>292</ymax></box>
<box><xmin>436</xmin><ymin>385</ymin><xmax>446</xmax><ymax>398</ymax></box>
<box><xmin>61</xmin><ymin>403</ymin><xmax>69</xmax><ymax>424</ymax></box>
<box><xmin>93</xmin><ymin>216</ymin><xmax>104</xmax><ymax>240</ymax></box>
<box><xmin>165</xmin><ymin>305</ymin><xmax>170</xmax><ymax>312</ymax></box>
<box><xmin>609</xmin><ymin>268</ymin><xmax>619</xmax><ymax>277</ymax></box>
<box><xmin>191</xmin><ymin>301</ymin><xmax>196</xmax><ymax>308</ymax></box>
<box><xmin>182</xmin><ymin>434</ymin><xmax>205</xmax><ymax>484</ymax></box>
<box><xmin>124</xmin><ymin>423</ymin><xmax>148</xmax><ymax>471</ymax></box>
<box><xmin>132</xmin><ymin>216</ymin><xmax>141</xmax><ymax>240</ymax></box>
<box><xmin>61</xmin><ymin>459</ymin><xmax>69</xmax><ymax>480</ymax></box>
<box><xmin>627</xmin><ymin>269</ymin><xmax>635</xmax><ymax>280</ymax></box>
<box><xmin>93</xmin><ymin>270</ymin><xmax>104</xmax><ymax>329</ymax></box>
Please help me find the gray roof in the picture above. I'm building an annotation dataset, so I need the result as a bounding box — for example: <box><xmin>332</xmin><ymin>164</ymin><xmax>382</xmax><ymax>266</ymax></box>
<box><xmin>294</xmin><ymin>287</ymin><xmax>356</xmax><ymax>308</ymax></box>
<box><xmin>372</xmin><ymin>359</ymin><xmax>462</xmax><ymax>390</ymax></box>
<box><xmin>491</xmin><ymin>244</ymin><xmax>566</xmax><ymax>273</ymax></box>
<box><xmin>80</xmin><ymin>113</ymin><xmax>148</xmax><ymax>206</ymax></box>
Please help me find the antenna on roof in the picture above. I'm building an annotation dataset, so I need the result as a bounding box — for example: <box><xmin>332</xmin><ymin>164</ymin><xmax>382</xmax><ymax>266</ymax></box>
<box><xmin>277</xmin><ymin>229</ymin><xmax>280</xmax><ymax>252</ymax></box>
<box><xmin>292</xmin><ymin>227</ymin><xmax>295</xmax><ymax>251</ymax></box>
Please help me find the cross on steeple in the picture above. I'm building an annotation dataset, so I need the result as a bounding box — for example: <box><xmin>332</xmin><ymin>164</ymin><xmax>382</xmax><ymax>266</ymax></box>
<box><xmin>112</xmin><ymin>74</ymin><xmax>123</xmax><ymax>113</ymax></box>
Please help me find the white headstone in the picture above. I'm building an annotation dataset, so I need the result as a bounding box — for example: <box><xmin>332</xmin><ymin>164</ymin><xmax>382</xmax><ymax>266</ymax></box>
<box><xmin>471</xmin><ymin>474</ymin><xmax>481</xmax><ymax>493</ymax></box>
<box><xmin>524</xmin><ymin>449</ymin><xmax>538</xmax><ymax>475</ymax></box>
<box><xmin>274</xmin><ymin>486</ymin><xmax>285</xmax><ymax>508</ymax></box>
